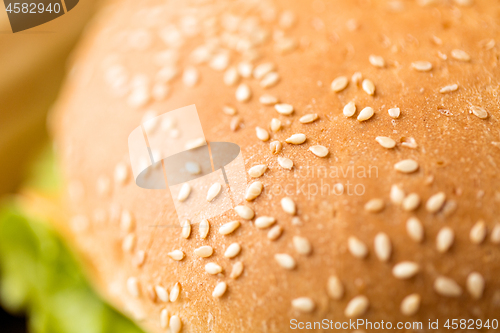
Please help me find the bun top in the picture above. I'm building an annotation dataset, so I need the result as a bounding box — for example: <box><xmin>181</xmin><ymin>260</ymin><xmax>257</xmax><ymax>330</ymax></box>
<box><xmin>53</xmin><ymin>0</ymin><xmax>500</xmax><ymax>332</ymax></box>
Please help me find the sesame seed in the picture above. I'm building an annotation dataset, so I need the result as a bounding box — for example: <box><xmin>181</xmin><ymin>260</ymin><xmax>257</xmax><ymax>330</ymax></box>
<box><xmin>390</xmin><ymin>184</ymin><xmax>405</xmax><ymax>204</ymax></box>
<box><xmin>199</xmin><ymin>219</ymin><xmax>210</xmax><ymax>239</ymax></box>
<box><xmin>344</xmin><ymin>296</ymin><xmax>369</xmax><ymax>318</ymax></box>
<box><xmin>248</xmin><ymin>164</ymin><xmax>267</xmax><ymax>178</ymax></box>
<box><xmin>293</xmin><ymin>236</ymin><xmax>312</xmax><ymax>255</ymax></box>
<box><xmin>114</xmin><ymin>162</ymin><xmax>129</xmax><ymax>185</ymax></box>
<box><xmin>275</xmin><ymin>103</ymin><xmax>294</xmax><ymax>115</ymax></box>
<box><xmin>309</xmin><ymin>145</ymin><xmax>329</xmax><ymax>157</ymax></box>
<box><xmin>234</xmin><ymin>205</ymin><xmax>254</xmax><ymax>220</ymax></box>
<box><xmin>181</xmin><ymin>220</ymin><xmax>191</xmax><ymax>239</ymax></box>
<box><xmin>357</xmin><ymin>107</ymin><xmax>374</xmax><ymax>121</ymax></box>
<box><xmin>194</xmin><ymin>245</ymin><xmax>213</xmax><ymax>258</ymax></box>
<box><xmin>169</xmin><ymin>315</ymin><xmax>182</xmax><ymax>333</ymax></box>
<box><xmin>279</xmin><ymin>10</ymin><xmax>296</xmax><ymax>28</ymax></box>
<box><xmin>186</xmin><ymin>162</ymin><xmax>201</xmax><ymax>175</ymax></box>
<box><xmin>260</xmin><ymin>72</ymin><xmax>280</xmax><ymax>88</ymax></box>
<box><xmin>426</xmin><ymin>192</ymin><xmax>446</xmax><ymax>213</ymax></box>
<box><xmin>133</xmin><ymin>250</ymin><xmax>146</xmax><ymax>267</ymax></box>
<box><xmin>348</xmin><ymin>237</ymin><xmax>368</xmax><ymax>258</ymax></box>
<box><xmin>300</xmin><ymin>114</ymin><xmax>318</xmax><ymax>124</ymax></box>
<box><xmin>148</xmin><ymin>285</ymin><xmax>158</xmax><ymax>302</ymax></box>
<box><xmin>470</xmin><ymin>220</ymin><xmax>487</xmax><ymax>244</ymax></box>
<box><xmin>267</xmin><ymin>225</ymin><xmax>283</xmax><ymax>240</ymax></box>
<box><xmin>256</xmin><ymin>127</ymin><xmax>270</xmax><ymax>141</ymax></box>
<box><xmin>120</xmin><ymin>210</ymin><xmax>135</xmax><ymax>232</ymax></box>
<box><xmin>223</xmin><ymin>67</ymin><xmax>240</xmax><ymax>86</ymax></box>
<box><xmin>327</xmin><ymin>276</ymin><xmax>344</xmax><ymax>300</ymax></box>
<box><xmin>127</xmin><ymin>87</ymin><xmax>150</xmax><ymax>108</ymax></box>
<box><xmin>212</xmin><ymin>282</ymin><xmax>227</xmax><ymax>298</ymax></box>
<box><xmin>270</xmin><ymin>141</ymin><xmax>283</xmax><ymax>154</ymax></box>
<box><xmin>440</xmin><ymin>84</ymin><xmax>458</xmax><ymax>93</ymax></box>
<box><xmin>362</xmin><ymin>79</ymin><xmax>375</xmax><ymax>95</ymax></box>
<box><xmin>270</xmin><ymin>118</ymin><xmax>281</xmax><ymax>132</ymax></box>
<box><xmin>96</xmin><ymin>176</ymin><xmax>111</xmax><ymax>196</ymax></box>
<box><xmin>375</xmin><ymin>136</ymin><xmax>395</xmax><ymax>148</ymax></box>
<box><xmin>168</xmin><ymin>250</ymin><xmax>185</xmax><ymax>261</ymax></box>
<box><xmin>374</xmin><ymin>233</ymin><xmax>391</xmax><ymax>262</ymax></box>
<box><xmin>222</xmin><ymin>105</ymin><xmax>237</xmax><ymax>115</ymax></box>
<box><xmin>274</xmin><ymin>253</ymin><xmax>296</xmax><ymax>269</ymax></box>
<box><xmin>400</xmin><ymin>294</ymin><xmax>420</xmax><ymax>316</ymax></box>
<box><xmin>255</xmin><ymin>216</ymin><xmax>276</xmax><ymax>229</ymax></box>
<box><xmin>402</xmin><ymin>193</ymin><xmax>420</xmax><ymax>211</ymax></box>
<box><xmin>245</xmin><ymin>181</ymin><xmax>263</xmax><ymax>201</ymax></box>
<box><xmin>436</xmin><ymin>227</ymin><xmax>454</xmax><ymax>253</ymax></box>
<box><xmin>122</xmin><ymin>234</ymin><xmax>136</xmax><ymax>252</ymax></box>
<box><xmin>230</xmin><ymin>116</ymin><xmax>241</xmax><ymax>131</ymax></box>
<box><xmin>438</xmin><ymin>51</ymin><xmax>447</xmax><ymax>60</ymax></box>
<box><xmin>393</xmin><ymin>261</ymin><xmax>420</xmax><ymax>279</ymax></box>
<box><xmin>451</xmin><ymin>49</ymin><xmax>470</xmax><ymax>61</ymax></box>
<box><xmin>286</xmin><ymin>133</ymin><xmax>306</xmax><ymax>144</ymax></box>
<box><xmin>127</xmin><ymin>277</ymin><xmax>140</xmax><ymax>298</ymax></box>
<box><xmin>278</xmin><ymin>157</ymin><xmax>293</xmax><ymax>170</ymax></box>
<box><xmin>205</xmin><ymin>263</ymin><xmax>223</xmax><ymax>275</ymax></box>
<box><xmin>281</xmin><ymin>197</ymin><xmax>296</xmax><ymax>215</ymax></box>
<box><xmin>253</xmin><ymin>62</ymin><xmax>275</xmax><ymax>79</ymax></box>
<box><xmin>237</xmin><ymin>62</ymin><xmax>253</xmax><ymax>78</ymax></box>
<box><xmin>182</xmin><ymin>66</ymin><xmax>199</xmax><ymax>87</ymax></box>
<box><xmin>466</xmin><ymin>272</ymin><xmax>484</xmax><ymax>299</ymax></box>
<box><xmin>230</xmin><ymin>262</ymin><xmax>244</xmax><ymax>279</ymax></box>
<box><xmin>219</xmin><ymin>220</ymin><xmax>240</xmax><ymax>235</ymax></box>
<box><xmin>388</xmin><ymin>107</ymin><xmax>400</xmax><ymax>118</ymax></box>
<box><xmin>184</xmin><ymin>137</ymin><xmax>206</xmax><ymax>150</ymax></box>
<box><xmin>292</xmin><ymin>217</ymin><xmax>302</xmax><ymax>225</ymax></box>
<box><xmin>209</xmin><ymin>53</ymin><xmax>230</xmax><ymax>71</ymax></box>
<box><xmin>394</xmin><ymin>159</ymin><xmax>419</xmax><ymax>173</ymax></box>
<box><xmin>491</xmin><ymin>224</ymin><xmax>500</xmax><ymax>244</ymax></box>
<box><xmin>155</xmin><ymin>285</ymin><xmax>168</xmax><ymax>302</ymax></box>
<box><xmin>406</xmin><ymin>217</ymin><xmax>424</xmax><ymax>243</ymax></box>
<box><xmin>160</xmin><ymin>309</ymin><xmax>169</xmax><ymax>329</ymax></box>
<box><xmin>411</xmin><ymin>61</ymin><xmax>433</xmax><ymax>71</ymax></box>
<box><xmin>434</xmin><ymin>276</ymin><xmax>462</xmax><ymax>297</ymax></box>
<box><xmin>331</xmin><ymin>76</ymin><xmax>349</xmax><ymax>92</ymax></box>
<box><xmin>470</xmin><ymin>106</ymin><xmax>488</xmax><ymax>119</ymax></box>
<box><xmin>369</xmin><ymin>55</ymin><xmax>385</xmax><ymax>68</ymax></box>
<box><xmin>352</xmin><ymin>72</ymin><xmax>363</xmax><ymax>85</ymax></box>
<box><xmin>206</xmin><ymin>182</ymin><xmax>222</xmax><ymax>202</ymax></box>
<box><xmin>292</xmin><ymin>297</ymin><xmax>315</xmax><ymax>313</ymax></box>
<box><xmin>156</xmin><ymin>65</ymin><xmax>178</xmax><ymax>83</ymax></box>
<box><xmin>224</xmin><ymin>243</ymin><xmax>241</xmax><ymax>258</ymax></box>
<box><xmin>343</xmin><ymin>101</ymin><xmax>356</xmax><ymax>117</ymax></box>
<box><xmin>275</xmin><ymin>37</ymin><xmax>298</xmax><ymax>53</ymax></box>
<box><xmin>401</xmin><ymin>137</ymin><xmax>418</xmax><ymax>149</ymax></box>
<box><xmin>235</xmin><ymin>83</ymin><xmax>251</xmax><ymax>102</ymax></box>
<box><xmin>169</xmin><ymin>283</ymin><xmax>180</xmax><ymax>302</ymax></box>
<box><xmin>260</xmin><ymin>94</ymin><xmax>279</xmax><ymax>105</ymax></box>
<box><xmin>432</xmin><ymin>35</ymin><xmax>443</xmax><ymax>45</ymax></box>
<box><xmin>364</xmin><ymin>198</ymin><xmax>384</xmax><ymax>213</ymax></box>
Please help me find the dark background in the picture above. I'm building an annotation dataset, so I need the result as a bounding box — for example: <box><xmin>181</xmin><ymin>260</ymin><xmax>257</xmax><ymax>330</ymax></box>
<box><xmin>0</xmin><ymin>305</ymin><xmax>26</xmax><ymax>333</ymax></box>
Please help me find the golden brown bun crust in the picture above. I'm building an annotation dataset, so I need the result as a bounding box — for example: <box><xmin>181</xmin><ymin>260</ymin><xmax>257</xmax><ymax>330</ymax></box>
<box><xmin>53</xmin><ymin>0</ymin><xmax>500</xmax><ymax>332</ymax></box>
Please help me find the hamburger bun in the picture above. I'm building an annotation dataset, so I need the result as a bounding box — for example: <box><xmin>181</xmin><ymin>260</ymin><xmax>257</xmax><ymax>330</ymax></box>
<box><xmin>52</xmin><ymin>0</ymin><xmax>500</xmax><ymax>332</ymax></box>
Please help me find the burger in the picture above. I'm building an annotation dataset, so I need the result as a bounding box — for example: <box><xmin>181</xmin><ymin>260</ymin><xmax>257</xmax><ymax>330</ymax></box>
<box><xmin>1</xmin><ymin>0</ymin><xmax>499</xmax><ymax>332</ymax></box>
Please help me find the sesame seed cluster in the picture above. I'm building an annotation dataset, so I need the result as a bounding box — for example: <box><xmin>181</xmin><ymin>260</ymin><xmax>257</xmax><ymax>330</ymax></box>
<box><xmin>54</xmin><ymin>0</ymin><xmax>499</xmax><ymax>332</ymax></box>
